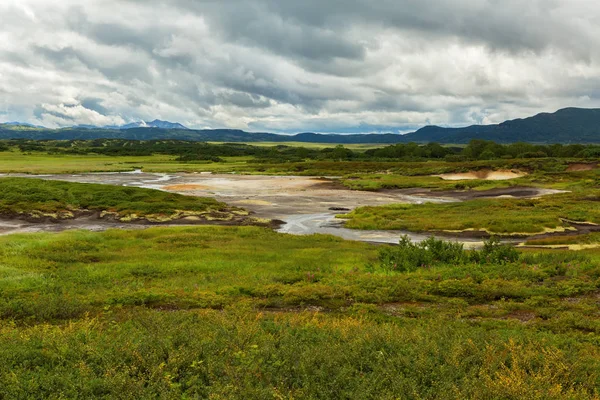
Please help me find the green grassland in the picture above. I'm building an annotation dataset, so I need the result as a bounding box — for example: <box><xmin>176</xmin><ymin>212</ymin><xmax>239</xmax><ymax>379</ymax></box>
<box><xmin>0</xmin><ymin>150</ymin><xmax>259</xmax><ymax>174</ymax></box>
<box><xmin>525</xmin><ymin>232</ymin><xmax>600</xmax><ymax>247</ymax></box>
<box><xmin>342</xmin><ymin>169</ymin><xmax>600</xmax><ymax>192</ymax></box>
<box><xmin>0</xmin><ymin>140</ymin><xmax>597</xmax><ymax>178</ymax></box>
<box><xmin>1</xmin><ymin>149</ymin><xmax>593</xmax><ymax>182</ymax></box>
<box><xmin>340</xmin><ymin>165</ymin><xmax>600</xmax><ymax>235</ymax></box>
<box><xmin>0</xmin><ymin>150</ymin><xmax>170</xmax><ymax>174</ymax></box>
<box><xmin>341</xmin><ymin>191</ymin><xmax>600</xmax><ymax>234</ymax></box>
<box><xmin>2</xmin><ymin>227</ymin><xmax>600</xmax><ymax>398</ymax></box>
<box><xmin>0</xmin><ymin>178</ymin><xmax>250</xmax><ymax>223</ymax></box>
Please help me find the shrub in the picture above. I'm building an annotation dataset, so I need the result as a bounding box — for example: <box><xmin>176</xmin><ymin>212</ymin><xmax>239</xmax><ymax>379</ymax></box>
<box><xmin>376</xmin><ymin>236</ymin><xmax>520</xmax><ymax>273</ymax></box>
<box><xmin>377</xmin><ymin>236</ymin><xmax>468</xmax><ymax>273</ymax></box>
<box><xmin>476</xmin><ymin>237</ymin><xmax>520</xmax><ymax>264</ymax></box>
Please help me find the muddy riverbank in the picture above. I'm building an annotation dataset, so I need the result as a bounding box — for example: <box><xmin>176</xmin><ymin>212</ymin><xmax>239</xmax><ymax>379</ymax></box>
<box><xmin>0</xmin><ymin>209</ymin><xmax>280</xmax><ymax>236</ymax></box>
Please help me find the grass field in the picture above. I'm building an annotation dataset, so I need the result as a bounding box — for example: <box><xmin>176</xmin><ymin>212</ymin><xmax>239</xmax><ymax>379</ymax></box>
<box><xmin>341</xmin><ymin>165</ymin><xmax>600</xmax><ymax>192</ymax></box>
<box><xmin>341</xmin><ymin>191</ymin><xmax>600</xmax><ymax>234</ymax></box>
<box><xmin>0</xmin><ymin>151</ymin><xmax>262</xmax><ymax>174</ymax></box>
<box><xmin>342</xmin><ymin>172</ymin><xmax>598</xmax><ymax>195</ymax></box>
<box><xmin>1</xmin><ymin>227</ymin><xmax>600</xmax><ymax>398</ymax></box>
<box><xmin>525</xmin><ymin>232</ymin><xmax>600</xmax><ymax>247</ymax></box>
<box><xmin>2</xmin><ymin>149</ymin><xmax>595</xmax><ymax>178</ymax></box>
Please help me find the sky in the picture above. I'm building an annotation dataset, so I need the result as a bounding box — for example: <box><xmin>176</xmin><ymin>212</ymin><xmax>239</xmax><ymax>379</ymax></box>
<box><xmin>1</xmin><ymin>0</ymin><xmax>600</xmax><ymax>133</ymax></box>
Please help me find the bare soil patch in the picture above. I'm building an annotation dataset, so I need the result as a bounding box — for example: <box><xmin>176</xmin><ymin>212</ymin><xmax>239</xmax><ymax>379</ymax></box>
<box><xmin>163</xmin><ymin>184</ymin><xmax>210</xmax><ymax>191</ymax></box>
<box><xmin>504</xmin><ymin>310</ymin><xmax>537</xmax><ymax>323</ymax></box>
<box><xmin>567</xmin><ymin>163</ymin><xmax>598</xmax><ymax>172</ymax></box>
<box><xmin>435</xmin><ymin>169</ymin><xmax>526</xmax><ymax>181</ymax></box>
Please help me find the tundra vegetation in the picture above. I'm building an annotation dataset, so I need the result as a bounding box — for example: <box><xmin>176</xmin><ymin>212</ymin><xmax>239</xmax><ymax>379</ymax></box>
<box><xmin>0</xmin><ymin>178</ymin><xmax>255</xmax><ymax>224</ymax></box>
<box><xmin>0</xmin><ymin>139</ymin><xmax>600</xmax><ymax>398</ymax></box>
<box><xmin>341</xmin><ymin>191</ymin><xmax>600</xmax><ymax>234</ymax></box>
<box><xmin>1</xmin><ymin>227</ymin><xmax>600</xmax><ymax>399</ymax></box>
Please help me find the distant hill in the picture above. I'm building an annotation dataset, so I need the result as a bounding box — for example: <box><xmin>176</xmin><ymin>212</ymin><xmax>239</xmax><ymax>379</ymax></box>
<box><xmin>402</xmin><ymin>108</ymin><xmax>600</xmax><ymax>143</ymax></box>
<box><xmin>0</xmin><ymin>125</ymin><xmax>405</xmax><ymax>144</ymax></box>
<box><xmin>2</xmin><ymin>107</ymin><xmax>600</xmax><ymax>143</ymax></box>
<box><xmin>3</xmin><ymin>122</ymin><xmax>46</xmax><ymax>129</ymax></box>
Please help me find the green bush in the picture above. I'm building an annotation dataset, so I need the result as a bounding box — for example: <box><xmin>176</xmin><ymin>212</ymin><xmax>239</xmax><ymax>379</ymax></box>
<box><xmin>377</xmin><ymin>236</ymin><xmax>468</xmax><ymax>272</ymax></box>
<box><xmin>377</xmin><ymin>236</ymin><xmax>520</xmax><ymax>273</ymax></box>
<box><xmin>474</xmin><ymin>237</ymin><xmax>520</xmax><ymax>264</ymax></box>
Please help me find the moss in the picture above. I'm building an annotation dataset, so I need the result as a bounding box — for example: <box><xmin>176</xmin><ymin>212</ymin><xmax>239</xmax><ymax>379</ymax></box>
<box><xmin>205</xmin><ymin>213</ymin><xmax>234</xmax><ymax>221</ymax></box>
<box><xmin>232</xmin><ymin>210</ymin><xmax>250</xmax><ymax>216</ymax></box>
<box><xmin>119</xmin><ymin>214</ymin><xmax>140</xmax><ymax>222</ymax></box>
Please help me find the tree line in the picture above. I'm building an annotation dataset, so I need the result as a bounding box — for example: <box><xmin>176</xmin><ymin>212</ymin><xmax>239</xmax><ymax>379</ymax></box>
<box><xmin>2</xmin><ymin>139</ymin><xmax>600</xmax><ymax>162</ymax></box>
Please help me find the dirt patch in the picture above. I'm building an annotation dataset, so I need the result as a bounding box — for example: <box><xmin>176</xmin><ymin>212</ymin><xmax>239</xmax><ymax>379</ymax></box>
<box><xmin>234</xmin><ymin>199</ymin><xmax>274</xmax><ymax>206</ymax></box>
<box><xmin>567</xmin><ymin>163</ymin><xmax>598</xmax><ymax>172</ymax></box>
<box><xmin>163</xmin><ymin>184</ymin><xmax>210</xmax><ymax>191</ymax></box>
<box><xmin>435</xmin><ymin>169</ymin><xmax>526</xmax><ymax>181</ymax></box>
<box><xmin>504</xmin><ymin>310</ymin><xmax>537</xmax><ymax>322</ymax></box>
<box><xmin>164</xmin><ymin>176</ymin><xmax>332</xmax><ymax>195</ymax></box>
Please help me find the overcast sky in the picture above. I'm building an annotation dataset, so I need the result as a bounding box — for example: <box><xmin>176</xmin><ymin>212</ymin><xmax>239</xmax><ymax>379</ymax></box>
<box><xmin>1</xmin><ymin>0</ymin><xmax>600</xmax><ymax>133</ymax></box>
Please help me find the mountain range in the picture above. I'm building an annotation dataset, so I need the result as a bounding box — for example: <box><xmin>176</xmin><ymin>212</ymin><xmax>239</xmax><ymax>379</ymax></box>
<box><xmin>2</xmin><ymin>108</ymin><xmax>600</xmax><ymax>144</ymax></box>
<box><xmin>403</xmin><ymin>108</ymin><xmax>600</xmax><ymax>144</ymax></box>
<box><xmin>76</xmin><ymin>120</ymin><xmax>189</xmax><ymax>130</ymax></box>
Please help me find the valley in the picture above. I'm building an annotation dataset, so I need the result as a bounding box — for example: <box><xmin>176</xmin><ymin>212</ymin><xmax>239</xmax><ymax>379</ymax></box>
<box><xmin>0</xmin><ymin>140</ymin><xmax>599</xmax><ymax>399</ymax></box>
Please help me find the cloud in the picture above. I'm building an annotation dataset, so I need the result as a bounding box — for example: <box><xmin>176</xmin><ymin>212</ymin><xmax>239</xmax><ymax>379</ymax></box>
<box><xmin>1</xmin><ymin>0</ymin><xmax>600</xmax><ymax>131</ymax></box>
<box><xmin>34</xmin><ymin>103</ymin><xmax>125</xmax><ymax>127</ymax></box>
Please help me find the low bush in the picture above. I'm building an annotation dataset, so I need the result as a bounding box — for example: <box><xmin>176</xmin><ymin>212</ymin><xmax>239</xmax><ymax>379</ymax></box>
<box><xmin>473</xmin><ymin>237</ymin><xmax>520</xmax><ymax>264</ymax></box>
<box><xmin>376</xmin><ymin>236</ymin><xmax>519</xmax><ymax>273</ymax></box>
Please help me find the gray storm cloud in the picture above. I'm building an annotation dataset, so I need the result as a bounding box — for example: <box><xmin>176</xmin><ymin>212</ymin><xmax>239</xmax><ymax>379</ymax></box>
<box><xmin>0</xmin><ymin>0</ymin><xmax>599</xmax><ymax>132</ymax></box>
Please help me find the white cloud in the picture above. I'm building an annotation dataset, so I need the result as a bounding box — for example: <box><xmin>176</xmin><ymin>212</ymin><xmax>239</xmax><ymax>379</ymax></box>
<box><xmin>0</xmin><ymin>0</ymin><xmax>600</xmax><ymax>132</ymax></box>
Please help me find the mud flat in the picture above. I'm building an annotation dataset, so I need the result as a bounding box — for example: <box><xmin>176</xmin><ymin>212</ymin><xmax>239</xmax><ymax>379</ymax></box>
<box><xmin>0</xmin><ymin>171</ymin><xmax>566</xmax><ymax>246</ymax></box>
<box><xmin>5</xmin><ymin>171</ymin><xmax>456</xmax><ymax>220</ymax></box>
<box><xmin>391</xmin><ymin>186</ymin><xmax>568</xmax><ymax>201</ymax></box>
